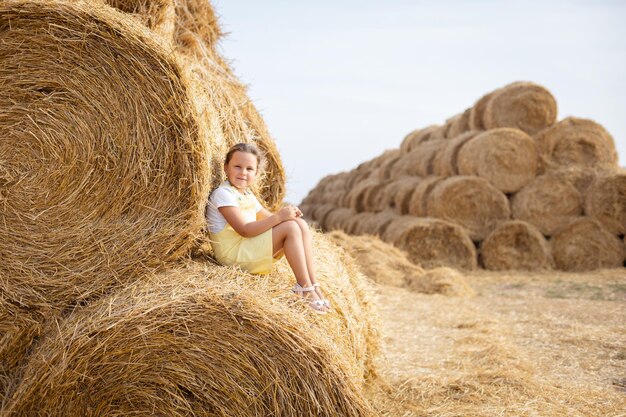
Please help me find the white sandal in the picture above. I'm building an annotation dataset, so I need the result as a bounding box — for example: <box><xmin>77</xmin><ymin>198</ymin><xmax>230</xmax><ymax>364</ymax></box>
<box><xmin>292</xmin><ymin>283</ymin><xmax>328</xmax><ymax>314</ymax></box>
<box><xmin>312</xmin><ymin>282</ymin><xmax>331</xmax><ymax>309</ymax></box>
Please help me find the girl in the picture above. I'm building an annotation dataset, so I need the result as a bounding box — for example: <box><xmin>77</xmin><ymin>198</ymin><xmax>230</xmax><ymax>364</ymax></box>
<box><xmin>206</xmin><ymin>143</ymin><xmax>330</xmax><ymax>313</ymax></box>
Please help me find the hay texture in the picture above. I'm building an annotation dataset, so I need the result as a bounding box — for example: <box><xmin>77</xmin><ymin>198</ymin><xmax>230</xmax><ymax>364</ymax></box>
<box><xmin>511</xmin><ymin>173</ymin><xmax>583</xmax><ymax>236</ymax></box>
<box><xmin>481</xmin><ymin>220</ymin><xmax>554</xmax><ymax>271</ymax></box>
<box><xmin>401</xmin><ymin>139</ymin><xmax>447</xmax><ymax>177</ymax></box>
<box><xmin>392</xmin><ymin>177</ymin><xmax>423</xmax><ymax>215</ymax></box>
<box><xmin>469</xmin><ymin>90</ymin><xmax>497</xmax><ymax>131</ymax></box>
<box><xmin>327</xmin><ymin>231</ymin><xmax>424</xmax><ymax>288</ymax></box>
<box><xmin>584</xmin><ymin>171</ymin><xmax>626</xmax><ymax>235</ymax></box>
<box><xmin>390</xmin><ymin>218</ymin><xmax>477</xmax><ymax>270</ymax></box>
<box><xmin>0</xmin><ymin>0</ymin><xmax>213</xmax><ymax>313</ymax></box>
<box><xmin>324</xmin><ymin>208</ymin><xmax>354</xmax><ymax>232</ymax></box>
<box><xmin>407</xmin><ymin>176</ymin><xmax>444</xmax><ymax>218</ymax></box>
<box><xmin>404</xmin><ymin>267</ymin><xmax>475</xmax><ymax>297</ymax></box>
<box><xmin>399</xmin><ymin>125</ymin><xmax>440</xmax><ymax>153</ymax></box>
<box><xmin>4</xmin><ymin>251</ymin><xmax>379</xmax><ymax>416</ymax></box>
<box><xmin>445</xmin><ymin>108</ymin><xmax>472</xmax><ymax>138</ymax></box>
<box><xmin>483</xmin><ymin>82</ymin><xmax>557</xmax><ymax>135</ymax></box>
<box><xmin>550</xmin><ymin>218</ymin><xmax>624</xmax><ymax>271</ymax></box>
<box><xmin>431</xmin><ymin>130</ymin><xmax>480</xmax><ymax>176</ymax></box>
<box><xmin>534</xmin><ymin>117</ymin><xmax>618</xmax><ymax>172</ymax></box>
<box><xmin>457</xmin><ymin>128</ymin><xmax>539</xmax><ymax>193</ymax></box>
<box><xmin>426</xmin><ymin>176</ymin><xmax>511</xmax><ymax>241</ymax></box>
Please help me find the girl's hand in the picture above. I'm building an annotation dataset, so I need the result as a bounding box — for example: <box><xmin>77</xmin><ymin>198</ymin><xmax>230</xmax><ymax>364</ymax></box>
<box><xmin>278</xmin><ymin>205</ymin><xmax>299</xmax><ymax>222</ymax></box>
<box><xmin>295</xmin><ymin>207</ymin><xmax>303</xmax><ymax>217</ymax></box>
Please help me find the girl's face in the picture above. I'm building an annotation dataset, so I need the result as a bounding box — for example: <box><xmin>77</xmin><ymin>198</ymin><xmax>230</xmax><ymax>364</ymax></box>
<box><xmin>224</xmin><ymin>151</ymin><xmax>258</xmax><ymax>191</ymax></box>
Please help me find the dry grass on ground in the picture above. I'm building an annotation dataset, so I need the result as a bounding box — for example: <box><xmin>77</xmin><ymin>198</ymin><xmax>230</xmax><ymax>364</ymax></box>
<box><xmin>365</xmin><ymin>269</ymin><xmax>626</xmax><ymax>416</ymax></box>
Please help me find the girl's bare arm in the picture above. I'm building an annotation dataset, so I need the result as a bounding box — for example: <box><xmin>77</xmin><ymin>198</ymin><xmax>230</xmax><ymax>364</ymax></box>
<box><xmin>219</xmin><ymin>205</ymin><xmax>299</xmax><ymax>238</ymax></box>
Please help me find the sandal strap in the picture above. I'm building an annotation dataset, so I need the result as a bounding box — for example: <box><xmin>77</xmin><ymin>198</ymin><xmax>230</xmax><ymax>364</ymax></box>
<box><xmin>292</xmin><ymin>283</ymin><xmax>315</xmax><ymax>293</ymax></box>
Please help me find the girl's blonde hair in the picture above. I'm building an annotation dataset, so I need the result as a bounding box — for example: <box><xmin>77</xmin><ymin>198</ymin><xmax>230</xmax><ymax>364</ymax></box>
<box><xmin>225</xmin><ymin>143</ymin><xmax>263</xmax><ymax>168</ymax></box>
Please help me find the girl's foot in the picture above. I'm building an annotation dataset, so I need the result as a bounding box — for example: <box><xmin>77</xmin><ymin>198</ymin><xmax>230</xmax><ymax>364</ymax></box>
<box><xmin>312</xmin><ymin>282</ymin><xmax>331</xmax><ymax>309</ymax></box>
<box><xmin>292</xmin><ymin>284</ymin><xmax>330</xmax><ymax>313</ymax></box>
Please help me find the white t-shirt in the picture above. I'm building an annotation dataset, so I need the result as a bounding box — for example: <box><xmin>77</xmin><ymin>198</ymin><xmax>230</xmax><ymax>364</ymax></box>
<box><xmin>206</xmin><ymin>182</ymin><xmax>263</xmax><ymax>233</ymax></box>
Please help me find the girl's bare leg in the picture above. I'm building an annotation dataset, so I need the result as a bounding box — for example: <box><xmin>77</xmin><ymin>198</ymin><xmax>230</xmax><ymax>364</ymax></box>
<box><xmin>272</xmin><ymin>221</ymin><xmax>326</xmax><ymax>308</ymax></box>
<box><xmin>293</xmin><ymin>218</ymin><xmax>326</xmax><ymax>301</ymax></box>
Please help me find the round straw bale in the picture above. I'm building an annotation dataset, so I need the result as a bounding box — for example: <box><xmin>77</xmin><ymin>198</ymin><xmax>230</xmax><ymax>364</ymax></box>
<box><xmin>358</xmin><ymin>211</ymin><xmax>397</xmax><ymax>237</ymax></box>
<box><xmin>364</xmin><ymin>180</ymin><xmax>392</xmax><ymax>212</ymax></box>
<box><xmin>446</xmin><ymin>108</ymin><xmax>472</xmax><ymax>138</ymax></box>
<box><xmin>173</xmin><ymin>0</ymin><xmax>222</xmax><ymax>51</ymax></box>
<box><xmin>551</xmin><ymin>218</ymin><xmax>623</xmax><ymax>271</ymax></box>
<box><xmin>0</xmin><ymin>0</ymin><xmax>213</xmax><ymax>312</ymax></box>
<box><xmin>312</xmin><ymin>204</ymin><xmax>337</xmax><ymax>231</ymax></box>
<box><xmin>404</xmin><ymin>267</ymin><xmax>475</xmax><ymax>297</ymax></box>
<box><xmin>481</xmin><ymin>220</ymin><xmax>554</xmax><ymax>270</ymax></box>
<box><xmin>431</xmin><ymin>130</ymin><xmax>481</xmax><ymax>176</ymax></box>
<box><xmin>548</xmin><ymin>166</ymin><xmax>609</xmax><ymax>195</ymax></box>
<box><xmin>380</xmin><ymin>179</ymin><xmax>408</xmax><ymax>212</ymax></box>
<box><xmin>483</xmin><ymin>82</ymin><xmax>557</xmax><ymax>135</ymax></box>
<box><xmin>377</xmin><ymin>152</ymin><xmax>403</xmax><ymax>181</ymax></box>
<box><xmin>327</xmin><ymin>230</ymin><xmax>424</xmax><ymax>288</ymax></box>
<box><xmin>345</xmin><ymin>170</ymin><xmax>372</xmax><ymax>191</ymax></box>
<box><xmin>457</xmin><ymin>128</ymin><xmax>539</xmax><ymax>193</ymax></box>
<box><xmin>342</xmin><ymin>211</ymin><xmax>370</xmax><ymax>235</ymax></box>
<box><xmin>469</xmin><ymin>89</ymin><xmax>498</xmax><ymax>131</ymax></box>
<box><xmin>407</xmin><ymin>176</ymin><xmax>444</xmax><ymax>217</ymax></box>
<box><xmin>584</xmin><ymin>171</ymin><xmax>626</xmax><ymax>235</ymax></box>
<box><xmin>400</xmin><ymin>125</ymin><xmax>441</xmax><ymax>153</ymax></box>
<box><xmin>348</xmin><ymin>178</ymin><xmax>381</xmax><ymax>213</ymax></box>
<box><xmin>393</xmin><ymin>177</ymin><xmax>423</xmax><ymax>215</ymax></box>
<box><xmin>396</xmin><ymin>218</ymin><xmax>478</xmax><ymax>270</ymax></box>
<box><xmin>428</xmin><ymin>126</ymin><xmax>447</xmax><ymax>141</ymax></box>
<box><xmin>511</xmin><ymin>173</ymin><xmax>583</xmax><ymax>236</ymax></box>
<box><xmin>324</xmin><ymin>208</ymin><xmax>354</xmax><ymax>232</ymax></box>
<box><xmin>426</xmin><ymin>176</ymin><xmax>511</xmax><ymax>241</ymax></box>
<box><xmin>535</xmin><ymin>117</ymin><xmax>618</xmax><ymax>171</ymax></box>
<box><xmin>381</xmin><ymin>214</ymin><xmax>419</xmax><ymax>244</ymax></box>
<box><xmin>401</xmin><ymin>139</ymin><xmax>447</xmax><ymax>177</ymax></box>
<box><xmin>4</xmin><ymin>248</ymin><xmax>378</xmax><ymax>416</ymax></box>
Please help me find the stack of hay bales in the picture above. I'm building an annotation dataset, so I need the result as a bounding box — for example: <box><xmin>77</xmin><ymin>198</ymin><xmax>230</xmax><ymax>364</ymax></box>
<box><xmin>301</xmin><ymin>81</ymin><xmax>625</xmax><ymax>272</ymax></box>
<box><xmin>0</xmin><ymin>1</ymin><xmax>378</xmax><ymax>415</ymax></box>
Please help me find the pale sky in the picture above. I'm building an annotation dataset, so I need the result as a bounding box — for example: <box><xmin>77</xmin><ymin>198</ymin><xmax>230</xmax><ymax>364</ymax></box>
<box><xmin>213</xmin><ymin>0</ymin><xmax>626</xmax><ymax>204</ymax></box>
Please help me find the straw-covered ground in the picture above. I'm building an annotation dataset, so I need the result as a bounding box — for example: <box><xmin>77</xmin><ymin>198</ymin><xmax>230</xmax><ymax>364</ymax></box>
<box><xmin>366</xmin><ymin>268</ymin><xmax>626</xmax><ymax>416</ymax></box>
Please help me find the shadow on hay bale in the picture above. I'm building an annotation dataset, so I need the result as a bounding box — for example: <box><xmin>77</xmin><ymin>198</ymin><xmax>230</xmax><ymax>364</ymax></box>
<box><xmin>3</xmin><ymin>253</ymin><xmax>379</xmax><ymax>416</ymax></box>
<box><xmin>584</xmin><ymin>170</ymin><xmax>626</xmax><ymax>235</ymax></box>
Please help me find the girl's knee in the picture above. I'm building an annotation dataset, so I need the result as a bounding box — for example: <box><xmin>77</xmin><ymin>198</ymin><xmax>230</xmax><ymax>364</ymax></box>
<box><xmin>294</xmin><ymin>217</ymin><xmax>310</xmax><ymax>234</ymax></box>
<box><xmin>281</xmin><ymin>219</ymin><xmax>301</xmax><ymax>236</ymax></box>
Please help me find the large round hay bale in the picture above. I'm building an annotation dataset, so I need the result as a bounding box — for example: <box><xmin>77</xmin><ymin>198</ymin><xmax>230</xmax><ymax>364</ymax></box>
<box><xmin>426</xmin><ymin>176</ymin><xmax>511</xmax><ymax>241</ymax></box>
<box><xmin>363</xmin><ymin>180</ymin><xmax>392</xmax><ymax>212</ymax></box>
<box><xmin>534</xmin><ymin>117</ymin><xmax>618</xmax><ymax>171</ymax></box>
<box><xmin>348</xmin><ymin>178</ymin><xmax>380</xmax><ymax>213</ymax></box>
<box><xmin>511</xmin><ymin>173</ymin><xmax>583</xmax><ymax>236</ymax></box>
<box><xmin>401</xmin><ymin>140</ymin><xmax>447</xmax><ymax>177</ymax></box>
<box><xmin>396</xmin><ymin>218</ymin><xmax>478</xmax><ymax>270</ymax></box>
<box><xmin>327</xmin><ymin>231</ymin><xmax>424</xmax><ymax>289</ymax></box>
<box><xmin>105</xmin><ymin>0</ymin><xmax>175</xmax><ymax>39</ymax></box>
<box><xmin>380</xmin><ymin>214</ymin><xmax>417</xmax><ymax>244</ymax></box>
<box><xmin>469</xmin><ymin>89</ymin><xmax>498</xmax><ymax>131</ymax></box>
<box><xmin>344</xmin><ymin>211</ymin><xmax>373</xmax><ymax>235</ymax></box>
<box><xmin>0</xmin><ymin>0</ymin><xmax>214</xmax><ymax>312</ymax></box>
<box><xmin>404</xmin><ymin>267</ymin><xmax>475</xmax><ymax>297</ymax></box>
<box><xmin>457</xmin><ymin>128</ymin><xmax>539</xmax><ymax>193</ymax></box>
<box><xmin>481</xmin><ymin>220</ymin><xmax>554</xmax><ymax>270</ymax></box>
<box><xmin>431</xmin><ymin>130</ymin><xmax>481</xmax><ymax>176</ymax></box>
<box><xmin>325</xmin><ymin>207</ymin><xmax>354</xmax><ymax>232</ymax></box>
<box><xmin>446</xmin><ymin>108</ymin><xmax>472</xmax><ymax>138</ymax></box>
<box><xmin>313</xmin><ymin>204</ymin><xmax>337</xmax><ymax>231</ymax></box>
<box><xmin>358</xmin><ymin>211</ymin><xmax>397</xmax><ymax>237</ymax></box>
<box><xmin>584</xmin><ymin>171</ymin><xmax>626</xmax><ymax>235</ymax></box>
<box><xmin>400</xmin><ymin>125</ymin><xmax>440</xmax><ymax>153</ymax></box>
<box><xmin>380</xmin><ymin>179</ymin><xmax>409</xmax><ymax>212</ymax></box>
<box><xmin>377</xmin><ymin>152</ymin><xmax>403</xmax><ymax>181</ymax></box>
<box><xmin>550</xmin><ymin>218</ymin><xmax>623</xmax><ymax>271</ymax></box>
<box><xmin>392</xmin><ymin>177</ymin><xmax>423</xmax><ymax>215</ymax></box>
<box><xmin>407</xmin><ymin>176</ymin><xmax>444</xmax><ymax>217</ymax></box>
<box><xmin>4</xmin><ymin>248</ymin><xmax>378</xmax><ymax>416</ymax></box>
<box><xmin>483</xmin><ymin>82</ymin><xmax>557</xmax><ymax>135</ymax></box>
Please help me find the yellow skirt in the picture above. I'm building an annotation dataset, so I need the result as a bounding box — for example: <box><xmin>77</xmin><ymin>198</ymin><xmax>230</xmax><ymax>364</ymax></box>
<box><xmin>210</xmin><ymin>225</ymin><xmax>277</xmax><ymax>275</ymax></box>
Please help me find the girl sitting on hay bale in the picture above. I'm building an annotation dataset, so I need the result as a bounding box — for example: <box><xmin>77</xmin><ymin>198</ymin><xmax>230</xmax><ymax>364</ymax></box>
<box><xmin>206</xmin><ymin>143</ymin><xmax>331</xmax><ymax>313</ymax></box>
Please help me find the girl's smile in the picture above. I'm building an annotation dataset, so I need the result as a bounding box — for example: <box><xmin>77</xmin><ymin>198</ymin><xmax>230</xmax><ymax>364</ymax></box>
<box><xmin>224</xmin><ymin>150</ymin><xmax>258</xmax><ymax>191</ymax></box>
